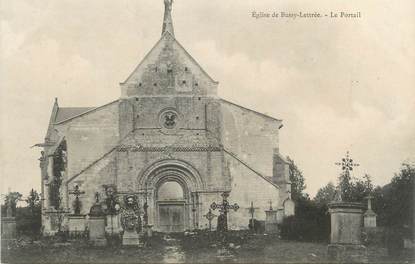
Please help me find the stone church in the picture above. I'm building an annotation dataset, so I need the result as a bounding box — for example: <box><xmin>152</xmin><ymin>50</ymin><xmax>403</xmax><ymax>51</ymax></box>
<box><xmin>38</xmin><ymin>1</ymin><xmax>294</xmax><ymax>235</ymax></box>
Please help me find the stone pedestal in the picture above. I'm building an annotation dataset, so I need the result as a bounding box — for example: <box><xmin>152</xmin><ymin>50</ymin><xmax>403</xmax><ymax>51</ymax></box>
<box><xmin>363</xmin><ymin>196</ymin><xmax>377</xmax><ymax>228</ymax></box>
<box><xmin>363</xmin><ymin>211</ymin><xmax>377</xmax><ymax>228</ymax></box>
<box><xmin>105</xmin><ymin>215</ymin><xmax>122</xmax><ymax>235</ymax></box>
<box><xmin>68</xmin><ymin>215</ymin><xmax>86</xmax><ymax>238</ymax></box>
<box><xmin>327</xmin><ymin>244</ymin><xmax>368</xmax><ymax>263</ymax></box>
<box><xmin>327</xmin><ymin>202</ymin><xmax>367</xmax><ymax>263</ymax></box>
<box><xmin>122</xmin><ymin>230</ymin><xmax>140</xmax><ymax>246</ymax></box>
<box><xmin>283</xmin><ymin>199</ymin><xmax>295</xmax><ymax>217</ymax></box>
<box><xmin>265</xmin><ymin>210</ymin><xmax>278</xmax><ymax>234</ymax></box>
<box><xmin>276</xmin><ymin>208</ymin><xmax>284</xmax><ymax>224</ymax></box>
<box><xmin>144</xmin><ymin>225</ymin><xmax>153</xmax><ymax>237</ymax></box>
<box><xmin>1</xmin><ymin>217</ymin><xmax>17</xmax><ymax>240</ymax></box>
<box><xmin>88</xmin><ymin>216</ymin><xmax>106</xmax><ymax>246</ymax></box>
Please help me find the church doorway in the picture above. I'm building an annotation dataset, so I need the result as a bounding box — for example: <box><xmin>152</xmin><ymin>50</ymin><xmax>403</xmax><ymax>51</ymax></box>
<box><xmin>156</xmin><ymin>181</ymin><xmax>186</xmax><ymax>233</ymax></box>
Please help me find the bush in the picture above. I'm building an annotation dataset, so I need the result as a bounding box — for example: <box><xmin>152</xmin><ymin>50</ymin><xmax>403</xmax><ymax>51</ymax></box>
<box><xmin>280</xmin><ymin>198</ymin><xmax>330</xmax><ymax>242</ymax></box>
<box><xmin>16</xmin><ymin>206</ymin><xmax>42</xmax><ymax>239</ymax></box>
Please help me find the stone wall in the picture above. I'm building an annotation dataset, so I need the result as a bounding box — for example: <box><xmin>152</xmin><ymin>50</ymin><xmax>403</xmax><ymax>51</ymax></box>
<box><xmin>220</xmin><ymin>100</ymin><xmax>284</xmax><ymax>229</ymax></box>
<box><xmin>55</xmin><ymin>101</ymin><xmax>120</xmax><ymax>181</ymax></box>
<box><xmin>120</xmin><ymin>33</ymin><xmax>218</xmax><ymax>98</ymax></box>
<box><xmin>221</xmin><ymin>100</ymin><xmax>281</xmax><ymax>178</ymax></box>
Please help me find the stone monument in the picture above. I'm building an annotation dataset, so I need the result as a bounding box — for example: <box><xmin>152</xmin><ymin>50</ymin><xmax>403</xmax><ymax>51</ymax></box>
<box><xmin>328</xmin><ymin>152</ymin><xmax>368</xmax><ymax>263</ymax></box>
<box><xmin>265</xmin><ymin>201</ymin><xmax>278</xmax><ymax>234</ymax></box>
<box><xmin>276</xmin><ymin>207</ymin><xmax>285</xmax><ymax>224</ymax></box>
<box><xmin>102</xmin><ymin>185</ymin><xmax>122</xmax><ymax>239</ymax></box>
<box><xmin>120</xmin><ymin>195</ymin><xmax>141</xmax><ymax>246</ymax></box>
<box><xmin>1</xmin><ymin>193</ymin><xmax>18</xmax><ymax>241</ymax></box>
<box><xmin>68</xmin><ymin>184</ymin><xmax>86</xmax><ymax>238</ymax></box>
<box><xmin>363</xmin><ymin>195</ymin><xmax>377</xmax><ymax>228</ymax></box>
<box><xmin>88</xmin><ymin>192</ymin><xmax>107</xmax><ymax>246</ymax></box>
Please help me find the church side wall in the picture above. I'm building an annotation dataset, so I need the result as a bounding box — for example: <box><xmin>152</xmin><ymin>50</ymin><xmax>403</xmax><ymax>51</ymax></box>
<box><xmin>220</xmin><ymin>102</ymin><xmax>283</xmax><ymax>229</ymax></box>
<box><xmin>66</xmin><ymin>153</ymin><xmax>117</xmax><ymax>216</ymax></box>
<box><xmin>221</xmin><ymin>101</ymin><xmax>280</xmax><ymax>182</ymax></box>
<box><xmin>227</xmin><ymin>158</ymin><xmax>280</xmax><ymax>230</ymax></box>
<box><xmin>54</xmin><ymin>103</ymin><xmax>120</xmax><ymax>208</ymax></box>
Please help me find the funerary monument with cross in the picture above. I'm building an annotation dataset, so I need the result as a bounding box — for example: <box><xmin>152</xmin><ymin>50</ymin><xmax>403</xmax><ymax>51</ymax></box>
<box><xmin>37</xmin><ymin>0</ymin><xmax>294</xmax><ymax>235</ymax></box>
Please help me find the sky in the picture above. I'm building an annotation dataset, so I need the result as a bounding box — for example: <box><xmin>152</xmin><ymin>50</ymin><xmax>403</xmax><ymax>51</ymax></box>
<box><xmin>1</xmin><ymin>0</ymin><xmax>414</xmax><ymax>198</ymax></box>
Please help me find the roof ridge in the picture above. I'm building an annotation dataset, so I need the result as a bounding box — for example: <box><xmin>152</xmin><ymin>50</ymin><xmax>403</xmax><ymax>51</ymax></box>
<box><xmin>221</xmin><ymin>98</ymin><xmax>282</xmax><ymax>123</ymax></box>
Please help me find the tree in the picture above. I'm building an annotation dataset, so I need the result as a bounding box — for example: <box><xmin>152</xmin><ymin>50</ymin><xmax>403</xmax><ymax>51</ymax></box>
<box><xmin>314</xmin><ymin>182</ymin><xmax>336</xmax><ymax>205</ymax></box>
<box><xmin>3</xmin><ymin>191</ymin><xmax>23</xmax><ymax>217</ymax></box>
<box><xmin>378</xmin><ymin>163</ymin><xmax>414</xmax><ymax>229</ymax></box>
<box><xmin>26</xmin><ymin>189</ymin><xmax>40</xmax><ymax>214</ymax></box>
<box><xmin>337</xmin><ymin>172</ymin><xmax>373</xmax><ymax>203</ymax></box>
<box><xmin>20</xmin><ymin>189</ymin><xmax>42</xmax><ymax>238</ymax></box>
<box><xmin>286</xmin><ymin>156</ymin><xmax>306</xmax><ymax>201</ymax></box>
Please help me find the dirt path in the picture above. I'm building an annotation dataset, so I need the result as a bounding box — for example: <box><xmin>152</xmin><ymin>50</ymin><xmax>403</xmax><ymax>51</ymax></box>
<box><xmin>162</xmin><ymin>234</ymin><xmax>186</xmax><ymax>263</ymax></box>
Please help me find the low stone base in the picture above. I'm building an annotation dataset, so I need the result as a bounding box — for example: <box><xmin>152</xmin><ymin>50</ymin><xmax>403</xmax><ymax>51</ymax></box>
<box><xmin>89</xmin><ymin>217</ymin><xmax>106</xmax><ymax>247</ymax></box>
<box><xmin>122</xmin><ymin>230</ymin><xmax>140</xmax><ymax>246</ymax></box>
<box><xmin>90</xmin><ymin>238</ymin><xmax>107</xmax><ymax>247</ymax></box>
<box><xmin>327</xmin><ymin>244</ymin><xmax>368</xmax><ymax>263</ymax></box>
<box><xmin>1</xmin><ymin>217</ymin><xmax>17</xmax><ymax>240</ymax></box>
<box><xmin>144</xmin><ymin>225</ymin><xmax>153</xmax><ymax>238</ymax></box>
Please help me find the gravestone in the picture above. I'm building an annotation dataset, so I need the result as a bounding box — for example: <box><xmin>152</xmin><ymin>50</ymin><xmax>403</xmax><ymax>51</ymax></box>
<box><xmin>1</xmin><ymin>217</ymin><xmax>17</xmax><ymax>241</ymax></box>
<box><xmin>120</xmin><ymin>195</ymin><xmax>141</xmax><ymax>246</ymax></box>
<box><xmin>2</xmin><ymin>192</ymin><xmax>18</xmax><ymax>241</ymax></box>
<box><xmin>327</xmin><ymin>201</ymin><xmax>367</xmax><ymax>263</ymax></box>
<box><xmin>68</xmin><ymin>215</ymin><xmax>86</xmax><ymax>238</ymax></box>
<box><xmin>265</xmin><ymin>209</ymin><xmax>278</xmax><ymax>234</ymax></box>
<box><xmin>276</xmin><ymin>208</ymin><xmax>284</xmax><ymax>224</ymax></box>
<box><xmin>89</xmin><ymin>216</ymin><xmax>106</xmax><ymax>246</ymax></box>
<box><xmin>106</xmin><ymin>214</ymin><xmax>123</xmax><ymax>236</ymax></box>
<box><xmin>283</xmin><ymin>198</ymin><xmax>295</xmax><ymax>217</ymax></box>
<box><xmin>88</xmin><ymin>193</ymin><xmax>106</xmax><ymax>246</ymax></box>
<box><xmin>363</xmin><ymin>196</ymin><xmax>377</xmax><ymax>228</ymax></box>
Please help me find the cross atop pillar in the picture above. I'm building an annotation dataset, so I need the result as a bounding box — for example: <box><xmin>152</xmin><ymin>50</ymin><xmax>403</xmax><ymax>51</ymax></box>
<box><xmin>69</xmin><ymin>184</ymin><xmax>85</xmax><ymax>215</ymax></box>
<box><xmin>334</xmin><ymin>151</ymin><xmax>360</xmax><ymax>202</ymax></box>
<box><xmin>335</xmin><ymin>151</ymin><xmax>360</xmax><ymax>176</ymax></box>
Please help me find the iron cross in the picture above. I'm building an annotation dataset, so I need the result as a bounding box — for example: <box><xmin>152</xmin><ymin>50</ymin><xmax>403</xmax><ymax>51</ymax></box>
<box><xmin>335</xmin><ymin>151</ymin><xmax>360</xmax><ymax>175</ymax></box>
<box><xmin>210</xmin><ymin>192</ymin><xmax>240</xmax><ymax>214</ymax></box>
<box><xmin>69</xmin><ymin>185</ymin><xmax>85</xmax><ymax>215</ymax></box>
<box><xmin>204</xmin><ymin>209</ymin><xmax>217</xmax><ymax>231</ymax></box>
<box><xmin>247</xmin><ymin>201</ymin><xmax>260</xmax><ymax>219</ymax></box>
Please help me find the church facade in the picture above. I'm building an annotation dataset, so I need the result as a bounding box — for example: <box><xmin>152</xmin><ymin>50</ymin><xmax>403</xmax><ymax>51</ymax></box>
<box><xmin>39</xmin><ymin>1</ymin><xmax>294</xmax><ymax>235</ymax></box>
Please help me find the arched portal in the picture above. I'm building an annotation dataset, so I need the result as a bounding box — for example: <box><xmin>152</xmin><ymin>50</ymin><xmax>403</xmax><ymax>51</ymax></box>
<box><xmin>156</xmin><ymin>180</ymin><xmax>186</xmax><ymax>232</ymax></box>
<box><xmin>138</xmin><ymin>159</ymin><xmax>204</xmax><ymax>233</ymax></box>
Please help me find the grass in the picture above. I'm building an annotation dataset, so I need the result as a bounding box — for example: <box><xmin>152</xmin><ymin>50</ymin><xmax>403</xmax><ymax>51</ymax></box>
<box><xmin>1</xmin><ymin>232</ymin><xmax>413</xmax><ymax>264</ymax></box>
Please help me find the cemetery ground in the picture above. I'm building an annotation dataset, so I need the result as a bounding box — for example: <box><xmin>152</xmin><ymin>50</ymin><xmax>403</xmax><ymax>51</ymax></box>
<box><xmin>2</xmin><ymin>231</ymin><xmax>413</xmax><ymax>264</ymax></box>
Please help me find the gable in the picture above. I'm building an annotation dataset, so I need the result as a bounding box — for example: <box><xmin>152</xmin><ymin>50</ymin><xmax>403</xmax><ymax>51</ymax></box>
<box><xmin>120</xmin><ymin>32</ymin><xmax>218</xmax><ymax>98</ymax></box>
<box><xmin>55</xmin><ymin>107</ymin><xmax>95</xmax><ymax>123</ymax></box>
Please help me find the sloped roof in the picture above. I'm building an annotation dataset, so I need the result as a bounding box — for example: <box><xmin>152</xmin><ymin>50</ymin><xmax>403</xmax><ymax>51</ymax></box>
<box><xmin>220</xmin><ymin>99</ymin><xmax>282</xmax><ymax>123</ymax></box>
<box><xmin>55</xmin><ymin>107</ymin><xmax>95</xmax><ymax>123</ymax></box>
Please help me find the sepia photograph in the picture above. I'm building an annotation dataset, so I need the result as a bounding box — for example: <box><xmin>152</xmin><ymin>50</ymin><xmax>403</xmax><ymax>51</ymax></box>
<box><xmin>1</xmin><ymin>0</ymin><xmax>414</xmax><ymax>263</ymax></box>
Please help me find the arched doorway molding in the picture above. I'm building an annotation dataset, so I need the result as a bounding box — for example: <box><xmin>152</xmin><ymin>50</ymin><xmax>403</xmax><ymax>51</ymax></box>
<box><xmin>137</xmin><ymin>159</ymin><xmax>204</xmax><ymax>232</ymax></box>
<box><xmin>137</xmin><ymin>159</ymin><xmax>204</xmax><ymax>192</ymax></box>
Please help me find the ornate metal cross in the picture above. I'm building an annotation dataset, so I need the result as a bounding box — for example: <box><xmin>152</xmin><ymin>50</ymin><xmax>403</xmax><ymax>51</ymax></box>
<box><xmin>247</xmin><ymin>201</ymin><xmax>259</xmax><ymax>220</ymax></box>
<box><xmin>268</xmin><ymin>200</ymin><xmax>274</xmax><ymax>210</ymax></box>
<box><xmin>334</xmin><ymin>151</ymin><xmax>360</xmax><ymax>202</ymax></box>
<box><xmin>246</xmin><ymin>201</ymin><xmax>260</xmax><ymax>231</ymax></box>
<box><xmin>204</xmin><ymin>209</ymin><xmax>217</xmax><ymax>231</ymax></box>
<box><xmin>210</xmin><ymin>192</ymin><xmax>239</xmax><ymax>232</ymax></box>
<box><xmin>335</xmin><ymin>151</ymin><xmax>360</xmax><ymax>175</ymax></box>
<box><xmin>69</xmin><ymin>185</ymin><xmax>85</xmax><ymax>215</ymax></box>
<box><xmin>210</xmin><ymin>192</ymin><xmax>240</xmax><ymax>214</ymax></box>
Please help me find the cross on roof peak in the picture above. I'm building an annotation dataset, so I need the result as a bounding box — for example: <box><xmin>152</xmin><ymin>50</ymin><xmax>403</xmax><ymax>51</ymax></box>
<box><xmin>162</xmin><ymin>0</ymin><xmax>175</xmax><ymax>37</ymax></box>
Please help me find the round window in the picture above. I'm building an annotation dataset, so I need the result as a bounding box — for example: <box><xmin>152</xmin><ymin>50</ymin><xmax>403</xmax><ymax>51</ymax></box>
<box><xmin>160</xmin><ymin>110</ymin><xmax>178</xmax><ymax>129</ymax></box>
